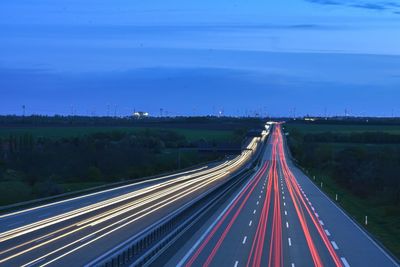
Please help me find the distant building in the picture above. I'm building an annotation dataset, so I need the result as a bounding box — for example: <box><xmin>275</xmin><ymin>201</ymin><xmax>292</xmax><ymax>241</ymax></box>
<box><xmin>304</xmin><ymin>117</ymin><xmax>317</xmax><ymax>121</ymax></box>
<box><xmin>133</xmin><ymin>111</ymin><xmax>149</xmax><ymax>118</ymax></box>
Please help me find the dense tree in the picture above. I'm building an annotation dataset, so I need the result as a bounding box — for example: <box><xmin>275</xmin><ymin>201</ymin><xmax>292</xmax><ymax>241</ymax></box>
<box><xmin>288</xmin><ymin>130</ymin><xmax>400</xmax><ymax>205</ymax></box>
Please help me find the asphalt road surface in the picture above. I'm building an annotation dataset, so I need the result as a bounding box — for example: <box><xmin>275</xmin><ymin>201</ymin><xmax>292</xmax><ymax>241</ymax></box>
<box><xmin>166</xmin><ymin>124</ymin><xmax>399</xmax><ymax>267</ymax></box>
<box><xmin>0</xmin><ymin>137</ymin><xmax>262</xmax><ymax>267</ymax></box>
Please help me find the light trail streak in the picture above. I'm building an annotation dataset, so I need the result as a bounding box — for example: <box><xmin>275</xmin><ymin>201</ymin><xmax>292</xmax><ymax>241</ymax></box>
<box><xmin>23</xmin><ymin>172</ymin><xmax>228</xmax><ymax>267</ymax></box>
<box><xmin>276</xmin><ymin>125</ymin><xmax>343</xmax><ymax>267</ymax></box>
<box><xmin>184</xmin><ymin>162</ymin><xmax>269</xmax><ymax>267</ymax></box>
<box><xmin>0</xmin><ymin>137</ymin><xmax>261</xmax><ymax>266</ymax></box>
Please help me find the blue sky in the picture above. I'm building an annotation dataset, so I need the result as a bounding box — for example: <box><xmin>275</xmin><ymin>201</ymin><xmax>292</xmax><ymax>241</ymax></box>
<box><xmin>1</xmin><ymin>0</ymin><xmax>400</xmax><ymax>116</ymax></box>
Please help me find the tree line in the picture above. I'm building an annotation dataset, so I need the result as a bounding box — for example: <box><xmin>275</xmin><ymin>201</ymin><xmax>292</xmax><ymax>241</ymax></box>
<box><xmin>288</xmin><ymin>129</ymin><xmax>400</xmax><ymax>206</ymax></box>
<box><xmin>303</xmin><ymin>131</ymin><xmax>400</xmax><ymax>144</ymax></box>
<box><xmin>0</xmin><ymin>129</ymin><xmax>222</xmax><ymax>203</ymax></box>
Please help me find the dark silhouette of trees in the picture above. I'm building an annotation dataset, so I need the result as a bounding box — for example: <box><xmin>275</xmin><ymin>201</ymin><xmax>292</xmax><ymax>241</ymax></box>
<box><xmin>288</xmin><ymin>129</ymin><xmax>400</xmax><ymax>206</ymax></box>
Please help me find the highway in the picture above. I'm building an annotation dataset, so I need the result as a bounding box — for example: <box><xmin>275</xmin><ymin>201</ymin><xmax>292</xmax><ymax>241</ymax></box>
<box><xmin>162</xmin><ymin>124</ymin><xmax>399</xmax><ymax>267</ymax></box>
<box><xmin>0</xmin><ymin>136</ymin><xmax>263</xmax><ymax>267</ymax></box>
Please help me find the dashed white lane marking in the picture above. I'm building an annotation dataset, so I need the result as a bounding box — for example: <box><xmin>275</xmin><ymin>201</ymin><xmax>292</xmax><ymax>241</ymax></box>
<box><xmin>319</xmin><ymin>220</ymin><xmax>324</xmax><ymax>226</ymax></box>
<box><xmin>249</xmin><ymin>220</ymin><xmax>253</xmax><ymax>226</ymax></box>
<box><xmin>284</xmin><ymin>202</ymin><xmax>286</xmax><ymax>206</ymax></box>
<box><xmin>242</xmin><ymin>236</ymin><xmax>247</xmax><ymax>244</ymax></box>
<box><xmin>257</xmin><ymin>201</ymin><xmax>259</xmax><ymax>205</ymax></box>
<box><xmin>253</xmin><ymin>209</ymin><xmax>256</xmax><ymax>214</ymax></box>
<box><xmin>176</xmin><ymin>172</ymin><xmax>257</xmax><ymax>266</ymax></box>
<box><xmin>284</xmin><ymin>210</ymin><xmax>287</xmax><ymax>216</ymax></box>
<box><xmin>325</xmin><ymin>229</ymin><xmax>331</xmax><ymax>236</ymax></box>
<box><xmin>286</xmin><ymin>221</ymin><xmax>289</xmax><ymax>228</ymax></box>
<box><xmin>259</xmin><ymin>195</ymin><xmax>261</xmax><ymax>199</ymax></box>
<box><xmin>311</xmin><ymin>207</ymin><xmax>315</xmax><ymax>211</ymax></box>
<box><xmin>234</xmin><ymin>260</ymin><xmax>239</xmax><ymax>267</ymax></box>
<box><xmin>283</xmin><ymin>196</ymin><xmax>285</xmax><ymax>200</ymax></box>
<box><xmin>341</xmin><ymin>257</ymin><xmax>350</xmax><ymax>267</ymax></box>
<box><xmin>291</xmin><ymin>263</ymin><xmax>295</xmax><ymax>267</ymax></box>
<box><xmin>315</xmin><ymin>213</ymin><xmax>319</xmax><ymax>218</ymax></box>
<box><xmin>288</xmin><ymin>237</ymin><xmax>292</xmax><ymax>246</ymax></box>
<box><xmin>331</xmin><ymin>241</ymin><xmax>339</xmax><ymax>250</ymax></box>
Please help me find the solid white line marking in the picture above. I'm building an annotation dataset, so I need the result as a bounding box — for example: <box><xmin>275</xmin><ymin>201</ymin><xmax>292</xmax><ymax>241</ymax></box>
<box><xmin>286</xmin><ymin>221</ymin><xmax>289</xmax><ymax>228</ymax></box>
<box><xmin>307</xmin><ymin>170</ymin><xmax>398</xmax><ymax>266</ymax></box>
<box><xmin>325</xmin><ymin>229</ymin><xmax>331</xmax><ymax>236</ymax></box>
<box><xmin>177</xmin><ymin>173</ymin><xmax>256</xmax><ymax>266</ymax></box>
<box><xmin>249</xmin><ymin>220</ymin><xmax>252</xmax><ymax>226</ymax></box>
<box><xmin>253</xmin><ymin>209</ymin><xmax>256</xmax><ymax>214</ymax></box>
<box><xmin>341</xmin><ymin>257</ymin><xmax>350</xmax><ymax>267</ymax></box>
<box><xmin>242</xmin><ymin>236</ymin><xmax>247</xmax><ymax>244</ymax></box>
<box><xmin>288</xmin><ymin>238</ymin><xmax>292</xmax><ymax>246</ymax></box>
<box><xmin>331</xmin><ymin>241</ymin><xmax>339</xmax><ymax>250</ymax></box>
<box><xmin>234</xmin><ymin>260</ymin><xmax>239</xmax><ymax>267</ymax></box>
<box><xmin>25</xmin><ymin>257</ymin><xmax>46</xmax><ymax>267</ymax></box>
<box><xmin>80</xmin><ymin>233</ymin><xmax>95</xmax><ymax>243</ymax></box>
<box><xmin>319</xmin><ymin>220</ymin><xmax>324</xmax><ymax>226</ymax></box>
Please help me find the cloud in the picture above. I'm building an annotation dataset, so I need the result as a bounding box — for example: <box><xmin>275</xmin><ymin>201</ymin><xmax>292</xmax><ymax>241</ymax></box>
<box><xmin>350</xmin><ymin>3</ymin><xmax>387</xmax><ymax>10</ymax></box>
<box><xmin>305</xmin><ymin>0</ymin><xmax>400</xmax><ymax>13</ymax></box>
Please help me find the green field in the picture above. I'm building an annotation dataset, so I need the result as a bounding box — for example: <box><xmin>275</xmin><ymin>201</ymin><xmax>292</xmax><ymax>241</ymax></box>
<box><xmin>306</xmin><ymin>172</ymin><xmax>400</xmax><ymax>259</ymax></box>
<box><xmin>0</xmin><ymin>125</ymin><xmax>236</xmax><ymax>206</ymax></box>
<box><xmin>286</xmin><ymin>121</ymin><xmax>400</xmax><ymax>259</ymax></box>
<box><xmin>286</xmin><ymin>122</ymin><xmax>400</xmax><ymax>134</ymax></box>
<box><xmin>0</xmin><ymin>126</ymin><xmax>235</xmax><ymax>142</ymax></box>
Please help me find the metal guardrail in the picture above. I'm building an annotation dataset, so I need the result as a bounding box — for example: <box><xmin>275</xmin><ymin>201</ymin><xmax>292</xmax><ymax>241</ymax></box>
<box><xmin>87</xmin><ymin>166</ymin><xmax>254</xmax><ymax>267</ymax></box>
<box><xmin>0</xmin><ymin>158</ymin><xmax>224</xmax><ymax>214</ymax></box>
<box><xmin>88</xmin><ymin>137</ymin><xmax>267</xmax><ymax>267</ymax></box>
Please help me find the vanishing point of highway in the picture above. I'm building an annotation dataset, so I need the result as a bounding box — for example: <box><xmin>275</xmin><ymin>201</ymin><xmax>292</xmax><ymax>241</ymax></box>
<box><xmin>0</xmin><ymin>124</ymin><xmax>398</xmax><ymax>267</ymax></box>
